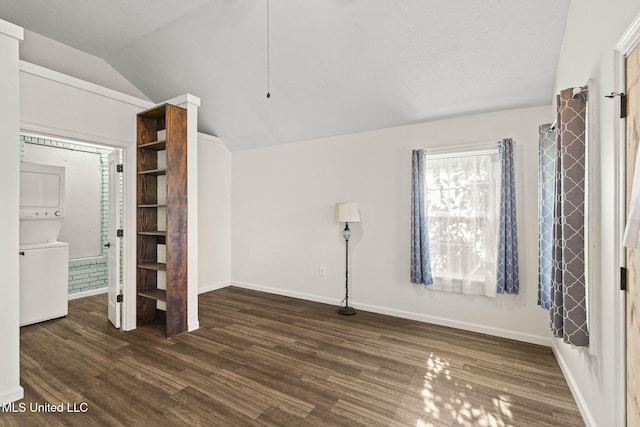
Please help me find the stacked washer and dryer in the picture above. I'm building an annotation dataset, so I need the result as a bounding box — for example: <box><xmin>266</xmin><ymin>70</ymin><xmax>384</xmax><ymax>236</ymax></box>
<box><xmin>19</xmin><ymin>162</ymin><xmax>69</xmax><ymax>326</ymax></box>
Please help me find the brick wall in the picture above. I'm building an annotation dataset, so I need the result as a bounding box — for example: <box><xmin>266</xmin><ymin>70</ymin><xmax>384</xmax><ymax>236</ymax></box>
<box><xmin>20</xmin><ymin>135</ymin><xmax>123</xmax><ymax>295</ymax></box>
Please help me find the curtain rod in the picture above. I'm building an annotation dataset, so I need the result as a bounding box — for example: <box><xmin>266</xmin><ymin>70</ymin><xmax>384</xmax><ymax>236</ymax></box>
<box><xmin>548</xmin><ymin>84</ymin><xmax>588</xmax><ymax>132</ymax></box>
<box><xmin>423</xmin><ymin>139</ymin><xmax>511</xmax><ymax>156</ymax></box>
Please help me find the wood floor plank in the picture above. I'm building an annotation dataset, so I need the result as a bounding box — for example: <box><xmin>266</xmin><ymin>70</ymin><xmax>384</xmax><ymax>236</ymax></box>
<box><xmin>0</xmin><ymin>286</ymin><xmax>584</xmax><ymax>426</ymax></box>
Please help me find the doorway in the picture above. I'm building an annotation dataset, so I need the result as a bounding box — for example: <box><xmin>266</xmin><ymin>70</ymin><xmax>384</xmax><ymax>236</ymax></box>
<box><xmin>19</xmin><ymin>133</ymin><xmax>124</xmax><ymax>327</ymax></box>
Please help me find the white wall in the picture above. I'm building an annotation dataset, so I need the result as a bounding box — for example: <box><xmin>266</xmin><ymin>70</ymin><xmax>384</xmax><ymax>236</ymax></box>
<box><xmin>553</xmin><ymin>1</ymin><xmax>640</xmax><ymax>427</ymax></box>
<box><xmin>0</xmin><ymin>18</ymin><xmax>24</xmax><ymax>404</ymax></box>
<box><xmin>19</xmin><ymin>61</ymin><xmax>150</xmax><ymax>146</ymax></box>
<box><xmin>232</xmin><ymin>105</ymin><xmax>553</xmax><ymax>345</ymax></box>
<box><xmin>20</xmin><ymin>30</ymin><xmax>149</xmax><ymax>100</ymax></box>
<box><xmin>198</xmin><ymin>133</ymin><xmax>231</xmax><ymax>293</ymax></box>
<box><xmin>23</xmin><ymin>144</ymin><xmax>103</xmax><ymax>259</ymax></box>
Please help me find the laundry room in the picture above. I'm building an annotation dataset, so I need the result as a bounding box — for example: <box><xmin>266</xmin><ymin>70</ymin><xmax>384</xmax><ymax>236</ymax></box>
<box><xmin>19</xmin><ymin>133</ymin><xmax>123</xmax><ymax>326</ymax></box>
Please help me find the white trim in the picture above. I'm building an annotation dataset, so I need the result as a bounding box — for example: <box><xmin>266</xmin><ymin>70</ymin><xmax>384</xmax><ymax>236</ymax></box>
<box><xmin>121</xmin><ymin>141</ymin><xmax>137</xmax><ymax>332</ymax></box>
<box><xmin>585</xmin><ymin>78</ymin><xmax>600</xmax><ymax>367</ymax></box>
<box><xmin>188</xmin><ymin>321</ymin><xmax>200</xmax><ymax>332</ymax></box>
<box><xmin>552</xmin><ymin>341</ymin><xmax>596</xmax><ymax>427</ymax></box>
<box><xmin>21</xmin><ymin>131</ymin><xmax>119</xmax><ymax>151</ymax></box>
<box><xmin>0</xmin><ymin>19</ymin><xmax>23</xmax><ymax>41</ymax></box>
<box><xmin>164</xmin><ymin>93</ymin><xmax>201</xmax><ymax>108</ymax></box>
<box><xmin>20</xmin><ymin>121</ymin><xmax>133</xmax><ymax>147</ymax></box>
<box><xmin>19</xmin><ymin>61</ymin><xmax>154</xmax><ymax>110</ymax></box>
<box><xmin>0</xmin><ymin>386</ymin><xmax>24</xmax><ymax>405</ymax></box>
<box><xmin>198</xmin><ymin>282</ymin><xmax>230</xmax><ymax>294</ymax></box>
<box><xmin>613</xmin><ymin>48</ymin><xmax>626</xmax><ymax>427</ymax></box>
<box><xmin>233</xmin><ymin>282</ymin><xmax>341</xmax><ymax>305</ymax></box>
<box><xmin>609</xmin><ymin>53</ymin><xmax>627</xmax><ymax>427</ymax></box>
<box><xmin>68</xmin><ymin>287</ymin><xmax>108</xmax><ymax>300</ymax></box>
<box><xmin>197</xmin><ymin>132</ymin><xmax>225</xmax><ymax>146</ymax></box>
<box><xmin>616</xmin><ymin>12</ymin><xmax>640</xmax><ymax>54</ymax></box>
<box><xmin>423</xmin><ymin>141</ymin><xmax>501</xmax><ymax>158</ymax></box>
<box><xmin>353</xmin><ymin>301</ymin><xmax>550</xmax><ymax>347</ymax></box>
<box><xmin>232</xmin><ymin>281</ymin><xmax>551</xmax><ymax>346</ymax></box>
<box><xmin>425</xmin><ymin>147</ymin><xmax>499</xmax><ymax>161</ymax></box>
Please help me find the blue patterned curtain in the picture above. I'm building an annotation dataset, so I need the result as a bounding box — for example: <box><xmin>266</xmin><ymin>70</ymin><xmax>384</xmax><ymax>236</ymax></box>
<box><xmin>497</xmin><ymin>139</ymin><xmax>519</xmax><ymax>294</ymax></box>
<box><xmin>538</xmin><ymin>125</ymin><xmax>556</xmax><ymax>309</ymax></box>
<box><xmin>411</xmin><ymin>149</ymin><xmax>433</xmax><ymax>285</ymax></box>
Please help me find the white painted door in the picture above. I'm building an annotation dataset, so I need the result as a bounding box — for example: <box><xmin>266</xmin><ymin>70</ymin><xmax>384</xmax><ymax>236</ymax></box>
<box><xmin>107</xmin><ymin>150</ymin><xmax>121</xmax><ymax>328</ymax></box>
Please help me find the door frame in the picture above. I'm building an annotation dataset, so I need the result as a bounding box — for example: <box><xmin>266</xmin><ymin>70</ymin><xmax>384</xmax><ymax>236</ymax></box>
<box><xmin>19</xmin><ymin>126</ymin><xmax>137</xmax><ymax>332</ymax></box>
<box><xmin>613</xmin><ymin>12</ymin><xmax>640</xmax><ymax>427</ymax></box>
<box><xmin>107</xmin><ymin>149</ymin><xmax>122</xmax><ymax>328</ymax></box>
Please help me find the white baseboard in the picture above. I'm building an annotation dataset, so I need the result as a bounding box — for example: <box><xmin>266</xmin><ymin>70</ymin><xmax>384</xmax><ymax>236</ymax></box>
<box><xmin>0</xmin><ymin>386</ymin><xmax>24</xmax><ymax>404</ymax></box>
<box><xmin>188</xmin><ymin>321</ymin><xmax>200</xmax><ymax>332</ymax></box>
<box><xmin>356</xmin><ymin>301</ymin><xmax>551</xmax><ymax>346</ymax></box>
<box><xmin>231</xmin><ymin>281</ymin><xmax>551</xmax><ymax>346</ymax></box>
<box><xmin>232</xmin><ymin>281</ymin><xmax>340</xmax><ymax>306</ymax></box>
<box><xmin>198</xmin><ymin>282</ymin><xmax>230</xmax><ymax>294</ymax></box>
<box><xmin>68</xmin><ymin>287</ymin><xmax>107</xmax><ymax>300</ymax></box>
<box><xmin>551</xmin><ymin>341</ymin><xmax>595</xmax><ymax>427</ymax></box>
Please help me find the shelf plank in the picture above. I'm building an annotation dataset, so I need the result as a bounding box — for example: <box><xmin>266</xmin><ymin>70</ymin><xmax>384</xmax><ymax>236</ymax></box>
<box><xmin>138</xmin><ymin>263</ymin><xmax>167</xmax><ymax>271</ymax></box>
<box><xmin>138</xmin><ymin>140</ymin><xmax>166</xmax><ymax>151</ymax></box>
<box><xmin>138</xmin><ymin>289</ymin><xmax>167</xmax><ymax>302</ymax></box>
<box><xmin>138</xmin><ymin>230</ymin><xmax>166</xmax><ymax>236</ymax></box>
<box><xmin>138</xmin><ymin>168</ymin><xmax>166</xmax><ymax>176</ymax></box>
<box><xmin>138</xmin><ymin>204</ymin><xmax>167</xmax><ymax>208</ymax></box>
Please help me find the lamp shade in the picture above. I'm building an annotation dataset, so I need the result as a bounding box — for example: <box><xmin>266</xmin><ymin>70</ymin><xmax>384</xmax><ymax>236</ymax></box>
<box><xmin>336</xmin><ymin>202</ymin><xmax>361</xmax><ymax>223</ymax></box>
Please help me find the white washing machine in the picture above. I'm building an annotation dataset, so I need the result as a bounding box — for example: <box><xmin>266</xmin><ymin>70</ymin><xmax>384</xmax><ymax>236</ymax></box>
<box><xmin>19</xmin><ymin>162</ymin><xmax>69</xmax><ymax>326</ymax></box>
<box><xmin>19</xmin><ymin>241</ymin><xmax>69</xmax><ymax>326</ymax></box>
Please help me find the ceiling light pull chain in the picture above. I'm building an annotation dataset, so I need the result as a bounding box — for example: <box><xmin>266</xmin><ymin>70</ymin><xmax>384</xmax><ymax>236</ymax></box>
<box><xmin>266</xmin><ymin>0</ymin><xmax>271</xmax><ymax>99</ymax></box>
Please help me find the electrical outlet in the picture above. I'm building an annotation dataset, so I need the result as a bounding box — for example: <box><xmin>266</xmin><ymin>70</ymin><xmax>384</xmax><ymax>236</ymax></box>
<box><xmin>319</xmin><ymin>267</ymin><xmax>326</xmax><ymax>277</ymax></box>
<box><xmin>515</xmin><ymin>293</ymin><xmax>526</xmax><ymax>305</ymax></box>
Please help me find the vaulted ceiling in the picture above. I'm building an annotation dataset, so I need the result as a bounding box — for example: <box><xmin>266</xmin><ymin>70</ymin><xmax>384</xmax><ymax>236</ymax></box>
<box><xmin>0</xmin><ymin>1</ymin><xmax>569</xmax><ymax>150</ymax></box>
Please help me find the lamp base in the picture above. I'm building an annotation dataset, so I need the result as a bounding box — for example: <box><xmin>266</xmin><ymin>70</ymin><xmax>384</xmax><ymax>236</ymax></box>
<box><xmin>337</xmin><ymin>306</ymin><xmax>357</xmax><ymax>316</ymax></box>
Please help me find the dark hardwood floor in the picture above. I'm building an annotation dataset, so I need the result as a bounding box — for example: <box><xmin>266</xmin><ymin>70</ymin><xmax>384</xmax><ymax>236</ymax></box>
<box><xmin>1</xmin><ymin>287</ymin><xmax>583</xmax><ymax>426</ymax></box>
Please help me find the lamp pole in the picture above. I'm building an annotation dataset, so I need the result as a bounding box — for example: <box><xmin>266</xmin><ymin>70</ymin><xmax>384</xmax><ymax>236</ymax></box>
<box><xmin>338</xmin><ymin>222</ymin><xmax>356</xmax><ymax>315</ymax></box>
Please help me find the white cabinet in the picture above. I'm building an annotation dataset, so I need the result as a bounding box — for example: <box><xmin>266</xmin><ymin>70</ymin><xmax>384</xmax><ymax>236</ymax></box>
<box><xmin>19</xmin><ymin>242</ymin><xmax>69</xmax><ymax>326</ymax></box>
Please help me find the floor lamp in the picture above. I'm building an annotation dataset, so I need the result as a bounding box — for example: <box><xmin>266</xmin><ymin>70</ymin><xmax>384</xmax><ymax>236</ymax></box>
<box><xmin>336</xmin><ymin>202</ymin><xmax>360</xmax><ymax>315</ymax></box>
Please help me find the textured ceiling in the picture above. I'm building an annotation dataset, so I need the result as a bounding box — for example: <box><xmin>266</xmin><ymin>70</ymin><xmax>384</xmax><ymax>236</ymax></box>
<box><xmin>0</xmin><ymin>0</ymin><xmax>569</xmax><ymax>150</ymax></box>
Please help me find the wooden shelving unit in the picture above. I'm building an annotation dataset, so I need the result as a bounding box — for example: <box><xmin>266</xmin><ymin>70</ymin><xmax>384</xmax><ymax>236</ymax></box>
<box><xmin>136</xmin><ymin>103</ymin><xmax>188</xmax><ymax>338</ymax></box>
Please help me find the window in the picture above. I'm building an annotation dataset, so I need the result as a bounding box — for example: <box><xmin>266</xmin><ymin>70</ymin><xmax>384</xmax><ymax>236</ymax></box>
<box><xmin>411</xmin><ymin>140</ymin><xmax>519</xmax><ymax>296</ymax></box>
<box><xmin>425</xmin><ymin>150</ymin><xmax>501</xmax><ymax>296</ymax></box>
